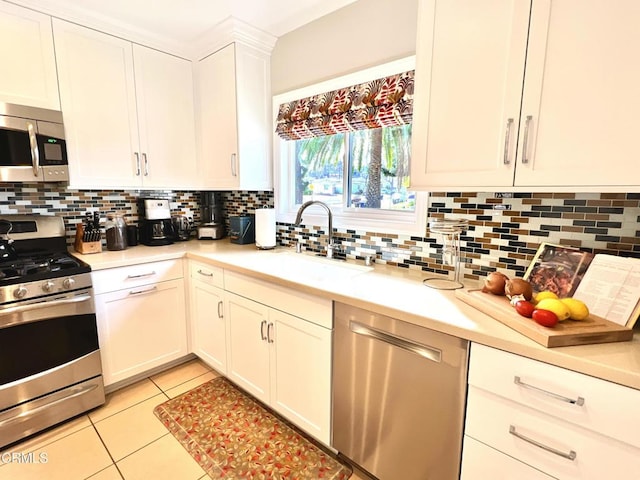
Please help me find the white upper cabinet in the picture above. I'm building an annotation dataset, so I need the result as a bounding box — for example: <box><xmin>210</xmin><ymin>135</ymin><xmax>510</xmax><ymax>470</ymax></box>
<box><xmin>411</xmin><ymin>0</ymin><xmax>640</xmax><ymax>190</ymax></box>
<box><xmin>0</xmin><ymin>1</ymin><xmax>59</xmax><ymax>110</ymax></box>
<box><xmin>132</xmin><ymin>44</ymin><xmax>198</xmax><ymax>188</ymax></box>
<box><xmin>53</xmin><ymin>19</ymin><xmax>197</xmax><ymax>189</ymax></box>
<box><xmin>53</xmin><ymin>19</ymin><xmax>139</xmax><ymax>188</ymax></box>
<box><xmin>196</xmin><ymin>42</ymin><xmax>272</xmax><ymax>190</ymax></box>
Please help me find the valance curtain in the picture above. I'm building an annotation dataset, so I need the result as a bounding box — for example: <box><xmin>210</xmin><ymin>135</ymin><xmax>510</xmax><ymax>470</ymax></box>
<box><xmin>275</xmin><ymin>70</ymin><xmax>414</xmax><ymax>141</ymax></box>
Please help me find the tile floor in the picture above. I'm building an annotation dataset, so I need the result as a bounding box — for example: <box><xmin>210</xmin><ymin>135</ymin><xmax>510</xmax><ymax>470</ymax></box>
<box><xmin>0</xmin><ymin>359</ymin><xmax>367</xmax><ymax>480</ymax></box>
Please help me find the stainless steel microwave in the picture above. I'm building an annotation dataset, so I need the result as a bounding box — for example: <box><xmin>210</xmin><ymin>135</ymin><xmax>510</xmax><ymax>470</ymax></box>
<box><xmin>0</xmin><ymin>103</ymin><xmax>69</xmax><ymax>182</ymax></box>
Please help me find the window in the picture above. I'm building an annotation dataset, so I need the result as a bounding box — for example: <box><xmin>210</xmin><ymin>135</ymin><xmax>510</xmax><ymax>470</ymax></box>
<box><xmin>295</xmin><ymin>125</ymin><xmax>414</xmax><ymax>211</ymax></box>
<box><xmin>273</xmin><ymin>57</ymin><xmax>427</xmax><ymax>235</ymax></box>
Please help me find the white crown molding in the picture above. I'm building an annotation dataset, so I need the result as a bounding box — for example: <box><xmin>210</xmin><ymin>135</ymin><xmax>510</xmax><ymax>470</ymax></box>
<box><xmin>9</xmin><ymin>0</ymin><xmax>276</xmax><ymax>60</ymax></box>
<box><xmin>192</xmin><ymin>16</ymin><xmax>277</xmax><ymax>61</ymax></box>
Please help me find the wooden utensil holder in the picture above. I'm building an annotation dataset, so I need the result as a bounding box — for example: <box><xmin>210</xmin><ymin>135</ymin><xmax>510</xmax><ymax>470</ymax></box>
<box><xmin>74</xmin><ymin>224</ymin><xmax>102</xmax><ymax>254</ymax></box>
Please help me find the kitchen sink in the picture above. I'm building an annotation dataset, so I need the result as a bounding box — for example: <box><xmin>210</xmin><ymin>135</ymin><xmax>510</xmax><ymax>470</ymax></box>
<box><xmin>252</xmin><ymin>250</ymin><xmax>373</xmax><ymax>284</ymax></box>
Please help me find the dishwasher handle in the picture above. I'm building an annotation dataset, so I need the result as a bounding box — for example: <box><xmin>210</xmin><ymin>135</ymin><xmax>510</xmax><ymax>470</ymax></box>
<box><xmin>349</xmin><ymin>320</ymin><xmax>442</xmax><ymax>363</ymax></box>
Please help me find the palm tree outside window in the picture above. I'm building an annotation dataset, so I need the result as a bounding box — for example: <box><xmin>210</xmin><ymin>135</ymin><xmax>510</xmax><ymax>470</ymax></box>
<box><xmin>294</xmin><ymin>125</ymin><xmax>413</xmax><ymax>212</ymax></box>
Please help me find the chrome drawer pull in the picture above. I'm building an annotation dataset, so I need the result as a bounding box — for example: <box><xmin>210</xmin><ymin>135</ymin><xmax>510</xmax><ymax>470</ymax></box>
<box><xmin>197</xmin><ymin>269</ymin><xmax>214</xmax><ymax>277</ymax></box>
<box><xmin>514</xmin><ymin>376</ymin><xmax>585</xmax><ymax>406</ymax></box>
<box><xmin>217</xmin><ymin>300</ymin><xmax>223</xmax><ymax>318</ymax></box>
<box><xmin>127</xmin><ymin>271</ymin><xmax>156</xmax><ymax>279</ymax></box>
<box><xmin>350</xmin><ymin>321</ymin><xmax>442</xmax><ymax>363</ymax></box>
<box><xmin>128</xmin><ymin>286</ymin><xmax>157</xmax><ymax>296</ymax></box>
<box><xmin>509</xmin><ymin>425</ymin><xmax>577</xmax><ymax>461</ymax></box>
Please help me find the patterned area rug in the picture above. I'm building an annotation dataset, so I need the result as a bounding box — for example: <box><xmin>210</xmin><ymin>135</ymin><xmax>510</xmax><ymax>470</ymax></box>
<box><xmin>154</xmin><ymin>376</ymin><xmax>352</xmax><ymax>480</ymax></box>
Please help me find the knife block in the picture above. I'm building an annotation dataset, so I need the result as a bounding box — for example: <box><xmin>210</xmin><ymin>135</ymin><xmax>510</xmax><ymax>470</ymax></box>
<box><xmin>74</xmin><ymin>224</ymin><xmax>102</xmax><ymax>254</ymax></box>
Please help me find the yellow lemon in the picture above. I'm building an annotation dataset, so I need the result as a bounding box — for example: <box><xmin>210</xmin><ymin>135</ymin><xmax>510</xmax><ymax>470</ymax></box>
<box><xmin>560</xmin><ymin>298</ymin><xmax>590</xmax><ymax>321</ymax></box>
<box><xmin>534</xmin><ymin>291</ymin><xmax>559</xmax><ymax>304</ymax></box>
<box><xmin>536</xmin><ymin>298</ymin><xmax>571</xmax><ymax>321</ymax></box>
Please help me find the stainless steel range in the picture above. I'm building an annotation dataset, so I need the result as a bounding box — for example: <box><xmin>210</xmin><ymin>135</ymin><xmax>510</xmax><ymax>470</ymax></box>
<box><xmin>0</xmin><ymin>215</ymin><xmax>104</xmax><ymax>449</ymax></box>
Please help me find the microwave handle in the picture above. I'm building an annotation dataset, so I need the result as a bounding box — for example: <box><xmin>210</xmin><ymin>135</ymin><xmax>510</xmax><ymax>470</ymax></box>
<box><xmin>27</xmin><ymin>122</ymin><xmax>40</xmax><ymax>177</ymax></box>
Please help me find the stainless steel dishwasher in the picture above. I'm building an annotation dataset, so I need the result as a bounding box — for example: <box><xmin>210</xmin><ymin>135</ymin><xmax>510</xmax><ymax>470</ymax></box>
<box><xmin>332</xmin><ymin>302</ymin><xmax>469</xmax><ymax>480</ymax></box>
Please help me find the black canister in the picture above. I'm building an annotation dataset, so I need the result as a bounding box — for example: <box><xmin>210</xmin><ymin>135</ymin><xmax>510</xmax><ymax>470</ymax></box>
<box><xmin>126</xmin><ymin>224</ymin><xmax>138</xmax><ymax>246</ymax></box>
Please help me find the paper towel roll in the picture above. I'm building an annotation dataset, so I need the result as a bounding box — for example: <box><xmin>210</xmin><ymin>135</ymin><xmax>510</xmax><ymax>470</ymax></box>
<box><xmin>255</xmin><ymin>208</ymin><xmax>276</xmax><ymax>249</ymax></box>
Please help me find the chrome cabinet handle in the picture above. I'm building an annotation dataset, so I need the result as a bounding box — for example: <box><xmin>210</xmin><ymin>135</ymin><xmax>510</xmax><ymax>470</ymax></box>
<box><xmin>260</xmin><ymin>320</ymin><xmax>267</xmax><ymax>341</ymax></box>
<box><xmin>0</xmin><ymin>294</ymin><xmax>92</xmax><ymax>329</ymax></box>
<box><xmin>127</xmin><ymin>271</ymin><xmax>156</xmax><ymax>279</ymax></box>
<box><xmin>509</xmin><ymin>425</ymin><xmax>577</xmax><ymax>461</ymax></box>
<box><xmin>134</xmin><ymin>152</ymin><xmax>141</xmax><ymax>176</ymax></box>
<box><xmin>514</xmin><ymin>376</ymin><xmax>585</xmax><ymax>406</ymax></box>
<box><xmin>197</xmin><ymin>269</ymin><xmax>214</xmax><ymax>277</ymax></box>
<box><xmin>503</xmin><ymin>118</ymin><xmax>514</xmax><ymax>165</ymax></box>
<box><xmin>128</xmin><ymin>286</ymin><xmax>157</xmax><ymax>296</ymax></box>
<box><xmin>267</xmin><ymin>322</ymin><xmax>274</xmax><ymax>343</ymax></box>
<box><xmin>217</xmin><ymin>300</ymin><xmax>223</xmax><ymax>318</ymax></box>
<box><xmin>350</xmin><ymin>321</ymin><xmax>442</xmax><ymax>363</ymax></box>
<box><xmin>231</xmin><ymin>153</ymin><xmax>237</xmax><ymax>176</ymax></box>
<box><xmin>143</xmin><ymin>153</ymin><xmax>149</xmax><ymax>176</ymax></box>
<box><xmin>28</xmin><ymin>122</ymin><xmax>40</xmax><ymax>177</ymax></box>
<box><xmin>521</xmin><ymin>115</ymin><xmax>533</xmax><ymax>164</ymax></box>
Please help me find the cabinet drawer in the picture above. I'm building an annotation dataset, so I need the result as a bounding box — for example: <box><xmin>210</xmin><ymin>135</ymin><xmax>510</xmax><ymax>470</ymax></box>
<box><xmin>466</xmin><ymin>386</ymin><xmax>640</xmax><ymax>480</ymax></box>
<box><xmin>469</xmin><ymin>343</ymin><xmax>640</xmax><ymax>448</ymax></box>
<box><xmin>224</xmin><ymin>270</ymin><xmax>332</xmax><ymax>328</ymax></box>
<box><xmin>461</xmin><ymin>436</ymin><xmax>554</xmax><ymax>480</ymax></box>
<box><xmin>189</xmin><ymin>261</ymin><xmax>224</xmax><ymax>289</ymax></box>
<box><xmin>92</xmin><ymin>259</ymin><xmax>183</xmax><ymax>294</ymax></box>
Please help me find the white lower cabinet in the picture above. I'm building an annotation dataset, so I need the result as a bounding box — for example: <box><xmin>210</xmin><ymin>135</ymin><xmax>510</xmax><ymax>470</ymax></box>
<box><xmin>463</xmin><ymin>343</ymin><xmax>640</xmax><ymax>479</ymax></box>
<box><xmin>189</xmin><ymin>262</ymin><xmax>227</xmax><ymax>373</ymax></box>
<box><xmin>461</xmin><ymin>436</ymin><xmax>554</xmax><ymax>480</ymax></box>
<box><xmin>226</xmin><ymin>292</ymin><xmax>271</xmax><ymax>402</ymax></box>
<box><xmin>94</xmin><ymin>260</ymin><xmax>187</xmax><ymax>386</ymax></box>
<box><xmin>223</xmin><ymin>271</ymin><xmax>333</xmax><ymax>445</ymax></box>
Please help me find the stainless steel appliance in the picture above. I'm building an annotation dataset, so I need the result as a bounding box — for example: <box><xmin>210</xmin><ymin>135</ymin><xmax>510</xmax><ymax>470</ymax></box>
<box><xmin>138</xmin><ymin>198</ymin><xmax>174</xmax><ymax>246</ymax></box>
<box><xmin>0</xmin><ymin>103</ymin><xmax>69</xmax><ymax>182</ymax></box>
<box><xmin>0</xmin><ymin>215</ymin><xmax>104</xmax><ymax>449</ymax></box>
<box><xmin>332</xmin><ymin>303</ymin><xmax>469</xmax><ymax>480</ymax></box>
<box><xmin>171</xmin><ymin>215</ymin><xmax>192</xmax><ymax>241</ymax></box>
<box><xmin>198</xmin><ymin>191</ymin><xmax>224</xmax><ymax>240</ymax></box>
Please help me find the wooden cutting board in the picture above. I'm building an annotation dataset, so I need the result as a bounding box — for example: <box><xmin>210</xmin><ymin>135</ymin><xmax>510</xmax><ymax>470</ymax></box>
<box><xmin>455</xmin><ymin>288</ymin><xmax>634</xmax><ymax>347</ymax></box>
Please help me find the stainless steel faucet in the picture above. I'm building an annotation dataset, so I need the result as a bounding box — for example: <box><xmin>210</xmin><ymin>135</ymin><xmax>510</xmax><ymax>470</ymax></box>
<box><xmin>294</xmin><ymin>200</ymin><xmax>335</xmax><ymax>258</ymax></box>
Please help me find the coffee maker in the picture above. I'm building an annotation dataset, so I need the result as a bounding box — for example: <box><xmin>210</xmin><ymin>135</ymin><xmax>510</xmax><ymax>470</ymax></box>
<box><xmin>198</xmin><ymin>192</ymin><xmax>225</xmax><ymax>240</ymax></box>
<box><xmin>138</xmin><ymin>198</ymin><xmax>174</xmax><ymax>246</ymax></box>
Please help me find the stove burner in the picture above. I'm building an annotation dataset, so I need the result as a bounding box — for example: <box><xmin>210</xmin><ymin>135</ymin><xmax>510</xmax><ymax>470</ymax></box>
<box><xmin>0</xmin><ymin>253</ymin><xmax>85</xmax><ymax>285</ymax></box>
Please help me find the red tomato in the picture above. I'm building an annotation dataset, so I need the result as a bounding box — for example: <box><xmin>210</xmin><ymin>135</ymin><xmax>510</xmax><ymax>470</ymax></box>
<box><xmin>532</xmin><ymin>309</ymin><xmax>559</xmax><ymax>328</ymax></box>
<box><xmin>514</xmin><ymin>300</ymin><xmax>535</xmax><ymax>318</ymax></box>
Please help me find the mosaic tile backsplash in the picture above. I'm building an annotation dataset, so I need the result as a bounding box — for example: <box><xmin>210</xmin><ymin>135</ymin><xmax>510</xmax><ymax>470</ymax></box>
<box><xmin>1</xmin><ymin>184</ymin><xmax>639</xmax><ymax>285</ymax></box>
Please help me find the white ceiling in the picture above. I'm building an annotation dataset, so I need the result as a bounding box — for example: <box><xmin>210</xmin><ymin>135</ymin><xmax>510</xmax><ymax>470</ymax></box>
<box><xmin>12</xmin><ymin>0</ymin><xmax>357</xmax><ymax>56</ymax></box>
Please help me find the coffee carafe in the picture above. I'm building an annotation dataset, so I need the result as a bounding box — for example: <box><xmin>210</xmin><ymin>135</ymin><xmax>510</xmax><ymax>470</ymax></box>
<box><xmin>198</xmin><ymin>192</ymin><xmax>225</xmax><ymax>240</ymax></box>
<box><xmin>138</xmin><ymin>198</ymin><xmax>174</xmax><ymax>246</ymax></box>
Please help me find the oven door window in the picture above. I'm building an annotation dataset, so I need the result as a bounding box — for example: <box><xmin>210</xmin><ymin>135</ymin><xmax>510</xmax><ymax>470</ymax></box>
<box><xmin>0</xmin><ymin>314</ymin><xmax>99</xmax><ymax>385</ymax></box>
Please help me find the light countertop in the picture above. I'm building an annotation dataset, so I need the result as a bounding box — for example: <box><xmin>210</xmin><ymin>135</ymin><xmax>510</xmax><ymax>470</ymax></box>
<box><xmin>76</xmin><ymin>240</ymin><xmax>640</xmax><ymax>391</ymax></box>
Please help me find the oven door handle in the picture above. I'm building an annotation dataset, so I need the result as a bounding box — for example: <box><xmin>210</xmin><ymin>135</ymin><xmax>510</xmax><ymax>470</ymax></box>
<box><xmin>0</xmin><ymin>382</ymin><xmax>100</xmax><ymax>429</ymax></box>
<box><xmin>0</xmin><ymin>294</ymin><xmax>92</xmax><ymax>329</ymax></box>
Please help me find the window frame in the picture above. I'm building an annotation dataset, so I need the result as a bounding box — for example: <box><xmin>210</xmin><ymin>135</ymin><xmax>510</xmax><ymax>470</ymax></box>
<box><xmin>273</xmin><ymin>56</ymin><xmax>428</xmax><ymax>236</ymax></box>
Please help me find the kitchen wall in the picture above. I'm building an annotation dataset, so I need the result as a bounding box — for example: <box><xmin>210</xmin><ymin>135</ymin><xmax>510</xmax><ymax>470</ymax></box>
<box><xmin>3</xmin><ymin>183</ymin><xmax>637</xmax><ymax>285</ymax></box>
<box><xmin>277</xmin><ymin>192</ymin><xmax>640</xmax><ymax>283</ymax></box>
<box><xmin>270</xmin><ymin>0</ymin><xmax>419</xmax><ymax>94</ymax></box>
